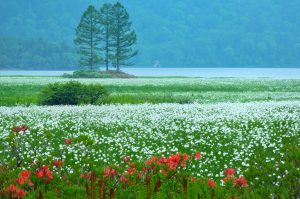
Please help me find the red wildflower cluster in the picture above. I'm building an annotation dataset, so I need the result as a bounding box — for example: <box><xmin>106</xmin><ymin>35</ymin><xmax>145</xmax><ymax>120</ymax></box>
<box><xmin>233</xmin><ymin>176</ymin><xmax>248</xmax><ymax>187</ymax></box>
<box><xmin>103</xmin><ymin>166</ymin><xmax>118</xmax><ymax>178</ymax></box>
<box><xmin>194</xmin><ymin>152</ymin><xmax>202</xmax><ymax>160</ymax></box>
<box><xmin>224</xmin><ymin>168</ymin><xmax>236</xmax><ymax>177</ymax></box>
<box><xmin>36</xmin><ymin>166</ymin><xmax>53</xmax><ymax>182</ymax></box>
<box><xmin>12</xmin><ymin>125</ymin><xmax>29</xmax><ymax>133</ymax></box>
<box><xmin>126</xmin><ymin>166</ymin><xmax>137</xmax><ymax>175</ymax></box>
<box><xmin>64</xmin><ymin>138</ymin><xmax>72</xmax><ymax>145</ymax></box>
<box><xmin>17</xmin><ymin>170</ymin><xmax>34</xmax><ymax>187</ymax></box>
<box><xmin>223</xmin><ymin>168</ymin><xmax>248</xmax><ymax>188</ymax></box>
<box><xmin>7</xmin><ymin>185</ymin><xmax>26</xmax><ymax>198</ymax></box>
<box><xmin>53</xmin><ymin>159</ymin><xmax>64</xmax><ymax>168</ymax></box>
<box><xmin>145</xmin><ymin>152</ymin><xmax>201</xmax><ymax>172</ymax></box>
<box><xmin>207</xmin><ymin>178</ymin><xmax>216</xmax><ymax>188</ymax></box>
<box><xmin>120</xmin><ymin>174</ymin><xmax>128</xmax><ymax>183</ymax></box>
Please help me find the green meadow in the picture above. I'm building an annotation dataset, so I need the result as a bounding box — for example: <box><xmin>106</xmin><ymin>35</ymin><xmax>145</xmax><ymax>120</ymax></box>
<box><xmin>1</xmin><ymin>77</ymin><xmax>300</xmax><ymax>106</ymax></box>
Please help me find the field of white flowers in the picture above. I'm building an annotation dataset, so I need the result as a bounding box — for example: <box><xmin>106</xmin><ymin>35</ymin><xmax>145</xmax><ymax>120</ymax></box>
<box><xmin>1</xmin><ymin>101</ymin><xmax>299</xmax><ymax>185</ymax></box>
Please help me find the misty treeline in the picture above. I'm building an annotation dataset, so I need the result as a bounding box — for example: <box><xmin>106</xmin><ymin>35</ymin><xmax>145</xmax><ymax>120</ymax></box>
<box><xmin>0</xmin><ymin>37</ymin><xmax>76</xmax><ymax>70</ymax></box>
<box><xmin>0</xmin><ymin>0</ymin><xmax>299</xmax><ymax>69</ymax></box>
<box><xmin>74</xmin><ymin>3</ymin><xmax>137</xmax><ymax>71</ymax></box>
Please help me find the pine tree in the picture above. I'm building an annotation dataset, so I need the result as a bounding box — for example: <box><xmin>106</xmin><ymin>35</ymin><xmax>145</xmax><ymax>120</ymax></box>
<box><xmin>111</xmin><ymin>2</ymin><xmax>138</xmax><ymax>71</ymax></box>
<box><xmin>74</xmin><ymin>5</ymin><xmax>101</xmax><ymax>70</ymax></box>
<box><xmin>99</xmin><ymin>3</ymin><xmax>114</xmax><ymax>71</ymax></box>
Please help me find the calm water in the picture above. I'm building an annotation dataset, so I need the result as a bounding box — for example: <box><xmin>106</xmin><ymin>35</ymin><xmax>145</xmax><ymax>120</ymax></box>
<box><xmin>1</xmin><ymin>68</ymin><xmax>300</xmax><ymax>78</ymax></box>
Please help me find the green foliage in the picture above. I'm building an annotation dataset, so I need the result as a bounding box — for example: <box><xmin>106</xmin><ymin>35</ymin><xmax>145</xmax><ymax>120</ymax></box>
<box><xmin>110</xmin><ymin>2</ymin><xmax>138</xmax><ymax>70</ymax></box>
<box><xmin>99</xmin><ymin>3</ymin><xmax>114</xmax><ymax>71</ymax></box>
<box><xmin>74</xmin><ymin>5</ymin><xmax>102</xmax><ymax>70</ymax></box>
<box><xmin>62</xmin><ymin>70</ymin><xmax>136</xmax><ymax>78</ymax></box>
<box><xmin>38</xmin><ymin>81</ymin><xmax>108</xmax><ymax>105</ymax></box>
<box><xmin>74</xmin><ymin>2</ymin><xmax>138</xmax><ymax>71</ymax></box>
<box><xmin>64</xmin><ymin>70</ymin><xmax>103</xmax><ymax>78</ymax></box>
<box><xmin>2</xmin><ymin>77</ymin><xmax>300</xmax><ymax>106</ymax></box>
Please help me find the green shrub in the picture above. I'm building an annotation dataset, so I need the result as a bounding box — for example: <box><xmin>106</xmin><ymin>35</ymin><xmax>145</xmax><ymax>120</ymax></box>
<box><xmin>39</xmin><ymin>81</ymin><xmax>108</xmax><ymax>105</ymax></box>
<box><xmin>62</xmin><ymin>70</ymin><xmax>136</xmax><ymax>78</ymax></box>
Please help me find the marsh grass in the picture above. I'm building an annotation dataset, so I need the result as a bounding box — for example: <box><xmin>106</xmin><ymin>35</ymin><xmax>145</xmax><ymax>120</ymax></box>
<box><xmin>1</xmin><ymin>77</ymin><xmax>300</xmax><ymax>106</ymax></box>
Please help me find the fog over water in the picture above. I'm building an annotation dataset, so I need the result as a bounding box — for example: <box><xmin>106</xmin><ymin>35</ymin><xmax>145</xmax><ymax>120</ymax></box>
<box><xmin>1</xmin><ymin>68</ymin><xmax>300</xmax><ymax>78</ymax></box>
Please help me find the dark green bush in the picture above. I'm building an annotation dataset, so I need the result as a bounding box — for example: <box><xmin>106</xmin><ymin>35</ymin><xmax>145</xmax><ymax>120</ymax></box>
<box><xmin>39</xmin><ymin>81</ymin><xmax>108</xmax><ymax>105</ymax></box>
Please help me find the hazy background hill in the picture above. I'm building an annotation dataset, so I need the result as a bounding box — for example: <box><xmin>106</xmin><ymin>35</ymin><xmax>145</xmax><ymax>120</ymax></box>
<box><xmin>0</xmin><ymin>0</ymin><xmax>300</xmax><ymax>69</ymax></box>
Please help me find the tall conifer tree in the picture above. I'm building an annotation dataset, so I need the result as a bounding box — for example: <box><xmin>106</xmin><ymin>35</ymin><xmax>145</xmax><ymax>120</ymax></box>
<box><xmin>99</xmin><ymin>3</ymin><xmax>114</xmax><ymax>71</ymax></box>
<box><xmin>74</xmin><ymin>5</ymin><xmax>101</xmax><ymax>70</ymax></box>
<box><xmin>111</xmin><ymin>2</ymin><xmax>138</xmax><ymax>71</ymax></box>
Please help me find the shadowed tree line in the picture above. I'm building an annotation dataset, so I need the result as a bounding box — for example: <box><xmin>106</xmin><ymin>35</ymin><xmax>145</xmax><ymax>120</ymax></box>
<box><xmin>0</xmin><ymin>37</ymin><xmax>76</xmax><ymax>70</ymax></box>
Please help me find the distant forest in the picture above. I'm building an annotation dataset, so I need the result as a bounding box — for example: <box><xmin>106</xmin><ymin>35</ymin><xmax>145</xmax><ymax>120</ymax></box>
<box><xmin>0</xmin><ymin>0</ymin><xmax>300</xmax><ymax>69</ymax></box>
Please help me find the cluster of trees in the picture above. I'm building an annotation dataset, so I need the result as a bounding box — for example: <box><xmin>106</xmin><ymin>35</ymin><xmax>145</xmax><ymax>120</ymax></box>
<box><xmin>0</xmin><ymin>37</ymin><xmax>76</xmax><ymax>70</ymax></box>
<box><xmin>75</xmin><ymin>3</ymin><xmax>137</xmax><ymax>71</ymax></box>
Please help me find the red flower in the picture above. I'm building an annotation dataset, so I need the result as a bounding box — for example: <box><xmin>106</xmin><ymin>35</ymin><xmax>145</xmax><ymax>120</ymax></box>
<box><xmin>12</xmin><ymin>125</ymin><xmax>29</xmax><ymax>133</ymax></box>
<box><xmin>103</xmin><ymin>166</ymin><xmax>118</xmax><ymax>178</ymax></box>
<box><xmin>16</xmin><ymin>189</ymin><xmax>26</xmax><ymax>198</ymax></box>
<box><xmin>160</xmin><ymin>168</ymin><xmax>167</xmax><ymax>176</ymax></box>
<box><xmin>45</xmin><ymin>169</ymin><xmax>53</xmax><ymax>179</ymax></box>
<box><xmin>28</xmin><ymin>180</ymin><xmax>34</xmax><ymax>187</ymax></box>
<box><xmin>207</xmin><ymin>178</ymin><xmax>216</xmax><ymax>188</ymax></box>
<box><xmin>120</xmin><ymin>174</ymin><xmax>128</xmax><ymax>183</ymax></box>
<box><xmin>53</xmin><ymin>159</ymin><xmax>63</xmax><ymax>168</ymax></box>
<box><xmin>36</xmin><ymin>170</ymin><xmax>44</xmax><ymax>178</ymax></box>
<box><xmin>158</xmin><ymin>157</ymin><xmax>168</xmax><ymax>164</ymax></box>
<box><xmin>233</xmin><ymin>176</ymin><xmax>248</xmax><ymax>187</ymax></box>
<box><xmin>167</xmin><ymin>153</ymin><xmax>181</xmax><ymax>170</ymax></box>
<box><xmin>64</xmin><ymin>138</ymin><xmax>72</xmax><ymax>145</ymax></box>
<box><xmin>223</xmin><ymin>176</ymin><xmax>234</xmax><ymax>183</ymax></box>
<box><xmin>182</xmin><ymin>153</ymin><xmax>189</xmax><ymax>161</ymax></box>
<box><xmin>7</xmin><ymin>185</ymin><xmax>18</xmax><ymax>194</ymax></box>
<box><xmin>36</xmin><ymin>166</ymin><xmax>53</xmax><ymax>180</ymax></box>
<box><xmin>224</xmin><ymin>168</ymin><xmax>236</xmax><ymax>177</ymax></box>
<box><xmin>190</xmin><ymin>176</ymin><xmax>195</xmax><ymax>183</ymax></box>
<box><xmin>145</xmin><ymin>156</ymin><xmax>159</xmax><ymax>165</ymax></box>
<box><xmin>194</xmin><ymin>152</ymin><xmax>202</xmax><ymax>160</ymax></box>
<box><xmin>17</xmin><ymin>170</ymin><xmax>30</xmax><ymax>185</ymax></box>
<box><xmin>126</xmin><ymin>167</ymin><xmax>136</xmax><ymax>175</ymax></box>
<box><xmin>129</xmin><ymin>162</ymin><xmax>136</xmax><ymax>168</ymax></box>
